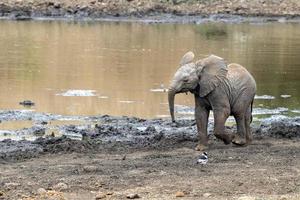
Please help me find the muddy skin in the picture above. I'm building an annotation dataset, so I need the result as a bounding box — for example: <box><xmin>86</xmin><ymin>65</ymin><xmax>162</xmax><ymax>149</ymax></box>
<box><xmin>0</xmin><ymin>114</ymin><xmax>300</xmax><ymax>199</ymax></box>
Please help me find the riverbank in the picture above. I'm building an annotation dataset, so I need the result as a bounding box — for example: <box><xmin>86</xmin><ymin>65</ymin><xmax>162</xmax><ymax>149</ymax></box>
<box><xmin>0</xmin><ymin>111</ymin><xmax>299</xmax><ymax>161</ymax></box>
<box><xmin>0</xmin><ymin>112</ymin><xmax>300</xmax><ymax>199</ymax></box>
<box><xmin>0</xmin><ymin>0</ymin><xmax>300</xmax><ymax>22</ymax></box>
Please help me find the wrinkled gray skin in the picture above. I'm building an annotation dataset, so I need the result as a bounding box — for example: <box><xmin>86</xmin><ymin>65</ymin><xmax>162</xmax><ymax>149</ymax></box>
<box><xmin>168</xmin><ymin>52</ymin><xmax>256</xmax><ymax>150</ymax></box>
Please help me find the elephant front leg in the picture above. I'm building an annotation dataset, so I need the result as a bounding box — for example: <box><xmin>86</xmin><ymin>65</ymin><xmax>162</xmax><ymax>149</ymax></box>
<box><xmin>213</xmin><ymin>109</ymin><xmax>232</xmax><ymax>145</ymax></box>
<box><xmin>194</xmin><ymin>96</ymin><xmax>209</xmax><ymax>151</ymax></box>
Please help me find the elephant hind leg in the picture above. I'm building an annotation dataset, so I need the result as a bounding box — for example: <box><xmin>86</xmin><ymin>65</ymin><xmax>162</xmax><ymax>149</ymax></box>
<box><xmin>232</xmin><ymin>114</ymin><xmax>247</xmax><ymax>146</ymax></box>
<box><xmin>232</xmin><ymin>102</ymin><xmax>253</xmax><ymax>146</ymax></box>
<box><xmin>245</xmin><ymin>105</ymin><xmax>252</xmax><ymax>144</ymax></box>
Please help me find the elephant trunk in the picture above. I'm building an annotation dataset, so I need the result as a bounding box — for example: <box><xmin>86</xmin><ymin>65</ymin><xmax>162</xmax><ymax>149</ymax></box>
<box><xmin>168</xmin><ymin>89</ymin><xmax>176</xmax><ymax>122</ymax></box>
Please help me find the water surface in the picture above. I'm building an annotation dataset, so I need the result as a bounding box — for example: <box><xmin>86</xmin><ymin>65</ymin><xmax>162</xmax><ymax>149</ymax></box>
<box><xmin>0</xmin><ymin>20</ymin><xmax>299</xmax><ymax>119</ymax></box>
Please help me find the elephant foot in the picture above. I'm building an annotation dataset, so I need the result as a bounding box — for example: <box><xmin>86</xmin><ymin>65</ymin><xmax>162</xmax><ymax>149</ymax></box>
<box><xmin>232</xmin><ymin>135</ymin><xmax>247</xmax><ymax>146</ymax></box>
<box><xmin>195</xmin><ymin>144</ymin><xmax>208</xmax><ymax>151</ymax></box>
<box><xmin>215</xmin><ymin>133</ymin><xmax>232</xmax><ymax>145</ymax></box>
<box><xmin>246</xmin><ymin>135</ymin><xmax>253</xmax><ymax>145</ymax></box>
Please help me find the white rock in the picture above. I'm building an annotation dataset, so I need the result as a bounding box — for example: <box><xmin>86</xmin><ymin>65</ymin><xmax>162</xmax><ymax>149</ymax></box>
<box><xmin>203</xmin><ymin>193</ymin><xmax>212</xmax><ymax>197</ymax></box>
<box><xmin>53</xmin><ymin>182</ymin><xmax>68</xmax><ymax>191</ymax></box>
<box><xmin>37</xmin><ymin>188</ymin><xmax>47</xmax><ymax>195</ymax></box>
<box><xmin>238</xmin><ymin>196</ymin><xmax>257</xmax><ymax>200</ymax></box>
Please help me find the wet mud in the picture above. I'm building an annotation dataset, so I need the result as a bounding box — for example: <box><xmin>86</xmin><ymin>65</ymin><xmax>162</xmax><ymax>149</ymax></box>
<box><xmin>0</xmin><ymin>110</ymin><xmax>299</xmax><ymax>162</ymax></box>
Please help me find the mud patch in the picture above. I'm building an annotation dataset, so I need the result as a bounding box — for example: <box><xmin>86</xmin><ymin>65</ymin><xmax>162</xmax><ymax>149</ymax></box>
<box><xmin>0</xmin><ymin>112</ymin><xmax>299</xmax><ymax>162</ymax></box>
<box><xmin>0</xmin><ymin>139</ymin><xmax>43</xmax><ymax>162</ymax></box>
<box><xmin>256</xmin><ymin>116</ymin><xmax>300</xmax><ymax>138</ymax></box>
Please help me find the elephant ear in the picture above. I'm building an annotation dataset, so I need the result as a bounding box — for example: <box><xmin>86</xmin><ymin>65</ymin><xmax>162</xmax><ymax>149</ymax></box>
<box><xmin>180</xmin><ymin>51</ymin><xmax>194</xmax><ymax>66</ymax></box>
<box><xmin>198</xmin><ymin>55</ymin><xmax>228</xmax><ymax>97</ymax></box>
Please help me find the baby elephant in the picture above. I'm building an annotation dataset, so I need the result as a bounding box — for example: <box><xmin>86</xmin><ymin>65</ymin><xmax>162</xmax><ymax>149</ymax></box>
<box><xmin>168</xmin><ymin>52</ymin><xmax>256</xmax><ymax>151</ymax></box>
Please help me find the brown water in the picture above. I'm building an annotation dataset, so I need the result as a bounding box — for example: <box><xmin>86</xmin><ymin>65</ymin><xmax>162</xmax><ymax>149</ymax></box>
<box><xmin>0</xmin><ymin>20</ymin><xmax>299</xmax><ymax>119</ymax></box>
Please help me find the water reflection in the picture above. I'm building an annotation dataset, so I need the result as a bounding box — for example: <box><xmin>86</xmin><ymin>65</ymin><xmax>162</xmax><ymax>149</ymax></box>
<box><xmin>0</xmin><ymin>20</ymin><xmax>299</xmax><ymax>118</ymax></box>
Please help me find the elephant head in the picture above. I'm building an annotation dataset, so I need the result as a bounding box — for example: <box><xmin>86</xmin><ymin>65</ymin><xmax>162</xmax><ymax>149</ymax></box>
<box><xmin>168</xmin><ymin>51</ymin><xmax>228</xmax><ymax>122</ymax></box>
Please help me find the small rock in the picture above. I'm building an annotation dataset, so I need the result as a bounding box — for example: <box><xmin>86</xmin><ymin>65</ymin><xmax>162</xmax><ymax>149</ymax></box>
<box><xmin>126</xmin><ymin>193</ymin><xmax>140</xmax><ymax>199</ymax></box>
<box><xmin>0</xmin><ymin>191</ymin><xmax>5</xmax><ymax>196</ymax></box>
<box><xmin>32</xmin><ymin>126</ymin><xmax>46</xmax><ymax>136</ymax></box>
<box><xmin>53</xmin><ymin>182</ymin><xmax>68</xmax><ymax>191</ymax></box>
<box><xmin>80</xmin><ymin>5</ymin><xmax>88</xmax><ymax>11</ymax></box>
<box><xmin>145</xmin><ymin>126</ymin><xmax>156</xmax><ymax>133</ymax></box>
<box><xmin>19</xmin><ymin>100</ymin><xmax>35</xmax><ymax>106</ymax></box>
<box><xmin>83</xmin><ymin>165</ymin><xmax>98</xmax><ymax>173</ymax></box>
<box><xmin>47</xmin><ymin>1</ymin><xmax>54</xmax><ymax>6</ymax></box>
<box><xmin>95</xmin><ymin>192</ymin><xmax>106</xmax><ymax>199</ymax></box>
<box><xmin>270</xmin><ymin>177</ymin><xmax>278</xmax><ymax>182</ymax></box>
<box><xmin>21</xmin><ymin>194</ymin><xmax>30</xmax><ymax>199</ymax></box>
<box><xmin>37</xmin><ymin>188</ymin><xmax>47</xmax><ymax>195</ymax></box>
<box><xmin>237</xmin><ymin>196</ymin><xmax>257</xmax><ymax>200</ymax></box>
<box><xmin>106</xmin><ymin>191</ymin><xmax>113</xmax><ymax>195</ymax></box>
<box><xmin>4</xmin><ymin>182</ymin><xmax>20</xmax><ymax>189</ymax></box>
<box><xmin>175</xmin><ymin>191</ymin><xmax>185</xmax><ymax>197</ymax></box>
<box><xmin>53</xmin><ymin>3</ymin><xmax>61</xmax><ymax>9</ymax></box>
<box><xmin>203</xmin><ymin>193</ymin><xmax>212</xmax><ymax>197</ymax></box>
<box><xmin>279</xmin><ymin>196</ymin><xmax>288</xmax><ymax>200</ymax></box>
<box><xmin>44</xmin><ymin>190</ymin><xmax>65</xmax><ymax>199</ymax></box>
<box><xmin>41</xmin><ymin>121</ymin><xmax>48</xmax><ymax>125</ymax></box>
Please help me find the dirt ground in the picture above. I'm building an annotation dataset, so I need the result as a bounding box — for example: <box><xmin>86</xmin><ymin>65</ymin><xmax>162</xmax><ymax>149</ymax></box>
<box><xmin>1</xmin><ymin>137</ymin><xmax>300</xmax><ymax>200</ymax></box>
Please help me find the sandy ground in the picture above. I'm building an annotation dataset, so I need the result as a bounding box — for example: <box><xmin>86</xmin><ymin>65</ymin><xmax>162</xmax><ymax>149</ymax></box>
<box><xmin>1</xmin><ymin>138</ymin><xmax>300</xmax><ymax>200</ymax></box>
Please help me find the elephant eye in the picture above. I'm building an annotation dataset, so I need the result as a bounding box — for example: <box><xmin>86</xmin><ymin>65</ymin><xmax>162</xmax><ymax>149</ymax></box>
<box><xmin>183</xmin><ymin>79</ymin><xmax>189</xmax><ymax>82</ymax></box>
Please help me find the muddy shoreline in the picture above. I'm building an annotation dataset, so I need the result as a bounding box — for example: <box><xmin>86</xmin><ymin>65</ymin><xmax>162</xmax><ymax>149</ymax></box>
<box><xmin>0</xmin><ymin>110</ymin><xmax>299</xmax><ymax>162</ymax></box>
<box><xmin>0</xmin><ymin>0</ymin><xmax>300</xmax><ymax>23</ymax></box>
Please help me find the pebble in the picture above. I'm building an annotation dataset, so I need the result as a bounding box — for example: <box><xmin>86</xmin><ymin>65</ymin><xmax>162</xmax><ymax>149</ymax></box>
<box><xmin>175</xmin><ymin>191</ymin><xmax>185</xmax><ymax>197</ymax></box>
<box><xmin>95</xmin><ymin>192</ymin><xmax>106</xmax><ymax>199</ymax></box>
<box><xmin>270</xmin><ymin>177</ymin><xmax>278</xmax><ymax>182</ymax></box>
<box><xmin>126</xmin><ymin>193</ymin><xmax>140</xmax><ymax>199</ymax></box>
<box><xmin>237</xmin><ymin>196</ymin><xmax>257</xmax><ymax>200</ymax></box>
<box><xmin>53</xmin><ymin>182</ymin><xmax>68</xmax><ymax>191</ymax></box>
<box><xmin>246</xmin><ymin>161</ymin><xmax>253</xmax><ymax>165</ymax></box>
<box><xmin>37</xmin><ymin>188</ymin><xmax>47</xmax><ymax>195</ymax></box>
<box><xmin>203</xmin><ymin>193</ymin><xmax>212</xmax><ymax>197</ymax></box>
<box><xmin>83</xmin><ymin>165</ymin><xmax>98</xmax><ymax>173</ymax></box>
<box><xmin>4</xmin><ymin>182</ymin><xmax>20</xmax><ymax>189</ymax></box>
<box><xmin>279</xmin><ymin>196</ymin><xmax>288</xmax><ymax>200</ymax></box>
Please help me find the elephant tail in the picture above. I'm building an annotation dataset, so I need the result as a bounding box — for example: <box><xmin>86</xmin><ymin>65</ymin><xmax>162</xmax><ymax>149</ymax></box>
<box><xmin>250</xmin><ymin>100</ymin><xmax>254</xmax><ymax>123</ymax></box>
